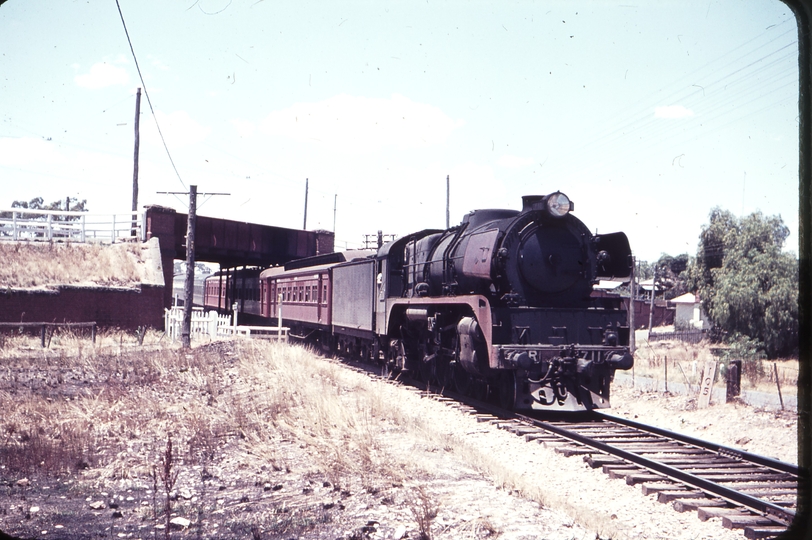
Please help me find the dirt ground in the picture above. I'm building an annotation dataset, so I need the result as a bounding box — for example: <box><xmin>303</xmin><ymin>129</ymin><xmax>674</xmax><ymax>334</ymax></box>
<box><xmin>0</xmin><ymin>339</ymin><xmax>802</xmax><ymax>540</ymax></box>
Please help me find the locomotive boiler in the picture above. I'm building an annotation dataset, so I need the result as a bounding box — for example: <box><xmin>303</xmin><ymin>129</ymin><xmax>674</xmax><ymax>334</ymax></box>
<box><xmin>378</xmin><ymin>192</ymin><xmax>634</xmax><ymax>410</ymax></box>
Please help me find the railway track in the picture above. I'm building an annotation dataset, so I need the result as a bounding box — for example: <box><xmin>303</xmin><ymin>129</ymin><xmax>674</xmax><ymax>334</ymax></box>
<box><xmin>338</xmin><ymin>357</ymin><xmax>800</xmax><ymax>539</ymax></box>
<box><xmin>496</xmin><ymin>410</ymin><xmax>799</xmax><ymax>539</ymax></box>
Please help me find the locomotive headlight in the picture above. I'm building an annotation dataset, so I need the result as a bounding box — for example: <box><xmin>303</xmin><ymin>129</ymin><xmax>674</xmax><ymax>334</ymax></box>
<box><xmin>546</xmin><ymin>192</ymin><xmax>573</xmax><ymax>217</ymax></box>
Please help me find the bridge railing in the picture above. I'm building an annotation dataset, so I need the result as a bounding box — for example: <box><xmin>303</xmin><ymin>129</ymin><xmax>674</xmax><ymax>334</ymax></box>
<box><xmin>0</xmin><ymin>208</ymin><xmax>142</xmax><ymax>243</ymax></box>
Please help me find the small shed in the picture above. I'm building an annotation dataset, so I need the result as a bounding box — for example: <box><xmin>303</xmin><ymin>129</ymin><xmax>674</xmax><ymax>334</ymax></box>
<box><xmin>671</xmin><ymin>292</ymin><xmax>710</xmax><ymax>330</ymax></box>
<box><xmin>638</xmin><ymin>278</ymin><xmax>667</xmax><ymax>300</ymax></box>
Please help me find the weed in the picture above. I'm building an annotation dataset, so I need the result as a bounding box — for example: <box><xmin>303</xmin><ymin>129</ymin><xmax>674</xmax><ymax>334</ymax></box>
<box><xmin>160</xmin><ymin>435</ymin><xmax>179</xmax><ymax>539</ymax></box>
<box><xmin>407</xmin><ymin>485</ymin><xmax>439</xmax><ymax>540</ymax></box>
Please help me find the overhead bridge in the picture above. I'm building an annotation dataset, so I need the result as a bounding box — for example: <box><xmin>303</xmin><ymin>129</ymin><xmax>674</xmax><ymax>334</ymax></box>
<box><xmin>144</xmin><ymin>206</ymin><xmax>334</xmax><ymax>308</ymax></box>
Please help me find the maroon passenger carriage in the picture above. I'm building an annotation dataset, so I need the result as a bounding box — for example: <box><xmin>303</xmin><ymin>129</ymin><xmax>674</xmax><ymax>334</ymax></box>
<box><xmin>203</xmin><ymin>268</ymin><xmax>263</xmax><ymax>322</ymax></box>
<box><xmin>259</xmin><ymin>250</ymin><xmax>374</xmax><ymax>347</ymax></box>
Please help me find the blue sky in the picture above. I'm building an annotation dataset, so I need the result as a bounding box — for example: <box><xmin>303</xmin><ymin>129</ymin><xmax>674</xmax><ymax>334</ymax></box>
<box><xmin>0</xmin><ymin>0</ymin><xmax>799</xmax><ymax>263</ymax></box>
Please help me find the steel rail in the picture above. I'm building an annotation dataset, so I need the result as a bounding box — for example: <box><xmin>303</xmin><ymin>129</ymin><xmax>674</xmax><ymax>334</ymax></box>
<box><xmin>519</xmin><ymin>413</ymin><xmax>796</xmax><ymax>526</ymax></box>
<box><xmin>592</xmin><ymin>410</ymin><xmax>800</xmax><ymax>475</ymax></box>
<box><xmin>340</xmin><ymin>357</ymin><xmax>800</xmax><ymax>529</ymax></box>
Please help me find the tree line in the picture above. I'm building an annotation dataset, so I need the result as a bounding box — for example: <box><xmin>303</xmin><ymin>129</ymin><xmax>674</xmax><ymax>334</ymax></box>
<box><xmin>642</xmin><ymin>207</ymin><xmax>798</xmax><ymax>359</ymax></box>
<box><xmin>0</xmin><ymin>196</ymin><xmax>88</xmax><ymax>220</ymax></box>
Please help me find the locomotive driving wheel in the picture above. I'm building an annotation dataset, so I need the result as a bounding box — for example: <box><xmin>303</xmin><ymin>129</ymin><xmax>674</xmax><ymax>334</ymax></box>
<box><xmin>498</xmin><ymin>371</ymin><xmax>518</xmax><ymax>410</ymax></box>
<box><xmin>435</xmin><ymin>356</ymin><xmax>452</xmax><ymax>388</ymax></box>
<box><xmin>470</xmin><ymin>377</ymin><xmax>489</xmax><ymax>401</ymax></box>
<box><xmin>451</xmin><ymin>361</ymin><xmax>471</xmax><ymax>395</ymax></box>
<box><xmin>388</xmin><ymin>339</ymin><xmax>405</xmax><ymax>371</ymax></box>
<box><xmin>418</xmin><ymin>354</ymin><xmax>434</xmax><ymax>383</ymax></box>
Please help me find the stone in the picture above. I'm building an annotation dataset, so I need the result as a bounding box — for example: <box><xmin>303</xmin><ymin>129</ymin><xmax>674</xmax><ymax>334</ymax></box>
<box><xmin>16</xmin><ymin>478</ymin><xmax>30</xmax><ymax>487</ymax></box>
<box><xmin>89</xmin><ymin>501</ymin><xmax>106</xmax><ymax>510</ymax></box>
<box><xmin>393</xmin><ymin>525</ymin><xmax>407</xmax><ymax>540</ymax></box>
<box><xmin>170</xmin><ymin>516</ymin><xmax>191</xmax><ymax>529</ymax></box>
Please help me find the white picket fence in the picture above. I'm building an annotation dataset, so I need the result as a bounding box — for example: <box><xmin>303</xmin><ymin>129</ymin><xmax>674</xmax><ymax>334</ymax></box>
<box><xmin>164</xmin><ymin>306</ymin><xmax>289</xmax><ymax>343</ymax></box>
<box><xmin>0</xmin><ymin>208</ymin><xmax>142</xmax><ymax>243</ymax></box>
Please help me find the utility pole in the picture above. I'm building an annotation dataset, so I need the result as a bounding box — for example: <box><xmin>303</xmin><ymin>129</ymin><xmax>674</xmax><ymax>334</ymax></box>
<box><xmin>132</xmin><ymin>87</ymin><xmax>141</xmax><ymax>237</ymax></box>
<box><xmin>183</xmin><ymin>185</ymin><xmax>197</xmax><ymax>348</ymax></box>
<box><xmin>303</xmin><ymin>178</ymin><xmax>308</xmax><ymax>230</ymax></box>
<box><xmin>158</xmin><ymin>186</ymin><xmax>229</xmax><ymax>348</ymax></box>
<box><xmin>648</xmin><ymin>265</ymin><xmax>657</xmax><ymax>334</ymax></box>
<box><xmin>629</xmin><ymin>256</ymin><xmax>636</xmax><ymax>354</ymax></box>
<box><xmin>364</xmin><ymin>231</ymin><xmax>395</xmax><ymax>249</ymax></box>
<box><xmin>446</xmin><ymin>174</ymin><xmax>450</xmax><ymax>229</ymax></box>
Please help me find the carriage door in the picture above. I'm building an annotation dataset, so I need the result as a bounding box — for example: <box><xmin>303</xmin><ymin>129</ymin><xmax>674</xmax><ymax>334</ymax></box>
<box><xmin>317</xmin><ymin>274</ymin><xmax>323</xmax><ymax>323</ymax></box>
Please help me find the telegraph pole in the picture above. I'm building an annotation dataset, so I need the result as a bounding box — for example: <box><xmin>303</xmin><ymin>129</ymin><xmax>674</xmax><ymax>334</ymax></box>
<box><xmin>131</xmin><ymin>88</ymin><xmax>141</xmax><ymax>237</ymax></box>
<box><xmin>182</xmin><ymin>185</ymin><xmax>197</xmax><ymax>348</ymax></box>
<box><xmin>158</xmin><ymin>186</ymin><xmax>229</xmax><ymax>348</ymax></box>
<box><xmin>446</xmin><ymin>174</ymin><xmax>450</xmax><ymax>229</ymax></box>
<box><xmin>629</xmin><ymin>256</ymin><xmax>636</xmax><ymax>354</ymax></box>
<box><xmin>303</xmin><ymin>178</ymin><xmax>308</xmax><ymax>230</ymax></box>
<box><xmin>364</xmin><ymin>231</ymin><xmax>395</xmax><ymax>249</ymax></box>
<box><xmin>648</xmin><ymin>265</ymin><xmax>657</xmax><ymax>334</ymax></box>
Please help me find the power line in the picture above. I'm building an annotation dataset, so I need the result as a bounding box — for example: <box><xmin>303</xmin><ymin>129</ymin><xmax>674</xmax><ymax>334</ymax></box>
<box><xmin>115</xmin><ymin>0</ymin><xmax>186</xmax><ymax>192</ymax></box>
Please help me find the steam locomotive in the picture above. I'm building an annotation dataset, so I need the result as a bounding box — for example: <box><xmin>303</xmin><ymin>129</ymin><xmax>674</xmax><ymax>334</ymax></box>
<box><xmin>207</xmin><ymin>192</ymin><xmax>634</xmax><ymax>411</ymax></box>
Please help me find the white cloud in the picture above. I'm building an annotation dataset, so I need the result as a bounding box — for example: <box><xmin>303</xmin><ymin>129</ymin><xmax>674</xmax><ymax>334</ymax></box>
<box><xmin>257</xmin><ymin>94</ymin><xmax>464</xmax><ymax>153</ymax></box>
<box><xmin>231</xmin><ymin>118</ymin><xmax>255</xmax><ymax>138</ymax></box>
<box><xmin>149</xmin><ymin>56</ymin><xmax>170</xmax><ymax>71</ymax></box>
<box><xmin>74</xmin><ymin>60</ymin><xmax>130</xmax><ymax>89</ymax></box>
<box><xmin>144</xmin><ymin>110</ymin><xmax>211</xmax><ymax>148</ymax></box>
<box><xmin>654</xmin><ymin>105</ymin><xmax>695</xmax><ymax>119</ymax></box>
<box><xmin>497</xmin><ymin>154</ymin><xmax>535</xmax><ymax>168</ymax></box>
<box><xmin>0</xmin><ymin>137</ymin><xmax>58</xmax><ymax>167</ymax></box>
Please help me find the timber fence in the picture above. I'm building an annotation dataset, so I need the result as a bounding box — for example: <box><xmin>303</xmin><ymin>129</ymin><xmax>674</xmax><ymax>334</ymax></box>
<box><xmin>648</xmin><ymin>329</ymin><xmax>706</xmax><ymax>344</ymax></box>
<box><xmin>164</xmin><ymin>306</ymin><xmax>288</xmax><ymax>343</ymax></box>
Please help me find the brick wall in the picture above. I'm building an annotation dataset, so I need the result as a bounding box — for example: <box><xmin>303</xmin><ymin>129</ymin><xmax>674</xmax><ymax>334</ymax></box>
<box><xmin>0</xmin><ymin>285</ymin><xmax>165</xmax><ymax>329</ymax></box>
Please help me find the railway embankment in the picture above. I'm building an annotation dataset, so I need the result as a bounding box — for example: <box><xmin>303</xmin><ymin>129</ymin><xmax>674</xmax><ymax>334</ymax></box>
<box><xmin>0</xmin><ymin>239</ymin><xmax>165</xmax><ymax>329</ymax></box>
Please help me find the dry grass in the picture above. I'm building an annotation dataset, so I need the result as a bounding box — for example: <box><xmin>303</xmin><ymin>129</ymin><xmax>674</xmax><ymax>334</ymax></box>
<box><xmin>0</xmin><ymin>241</ymin><xmax>144</xmax><ymax>289</ymax></box>
<box><xmin>2</xmin><ymin>335</ymin><xmax>758</xmax><ymax>539</ymax></box>
<box><xmin>0</xmin><ymin>339</ymin><xmax>465</xmax><ymax>538</ymax></box>
<box><xmin>632</xmin><ymin>333</ymin><xmax>798</xmax><ymax>396</ymax></box>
